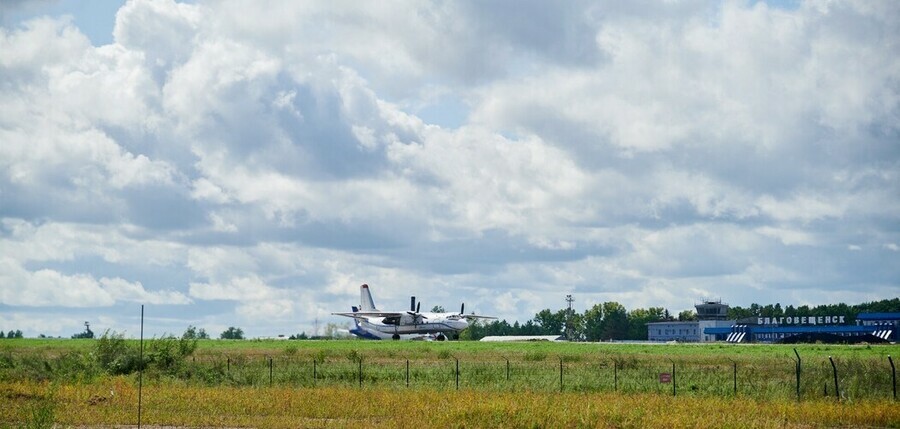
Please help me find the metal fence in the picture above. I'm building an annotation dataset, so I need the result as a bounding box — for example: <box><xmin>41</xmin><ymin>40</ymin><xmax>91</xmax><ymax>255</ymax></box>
<box><xmin>176</xmin><ymin>352</ymin><xmax>897</xmax><ymax>401</ymax></box>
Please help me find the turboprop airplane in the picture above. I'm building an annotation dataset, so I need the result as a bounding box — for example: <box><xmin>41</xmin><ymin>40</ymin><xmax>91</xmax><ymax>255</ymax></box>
<box><xmin>332</xmin><ymin>284</ymin><xmax>496</xmax><ymax>340</ymax></box>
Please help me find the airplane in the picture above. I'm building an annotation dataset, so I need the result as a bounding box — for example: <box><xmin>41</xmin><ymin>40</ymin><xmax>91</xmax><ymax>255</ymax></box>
<box><xmin>332</xmin><ymin>284</ymin><xmax>496</xmax><ymax>341</ymax></box>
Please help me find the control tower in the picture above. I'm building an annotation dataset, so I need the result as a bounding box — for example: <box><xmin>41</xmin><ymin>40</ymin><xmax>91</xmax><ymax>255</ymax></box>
<box><xmin>695</xmin><ymin>300</ymin><xmax>729</xmax><ymax>321</ymax></box>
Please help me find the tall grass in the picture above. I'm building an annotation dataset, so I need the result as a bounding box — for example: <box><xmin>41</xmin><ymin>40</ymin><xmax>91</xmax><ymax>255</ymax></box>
<box><xmin>2</xmin><ymin>340</ymin><xmax>897</xmax><ymax>400</ymax></box>
<box><xmin>2</xmin><ymin>380</ymin><xmax>898</xmax><ymax>428</ymax></box>
<box><xmin>2</xmin><ymin>340</ymin><xmax>899</xmax><ymax>428</ymax></box>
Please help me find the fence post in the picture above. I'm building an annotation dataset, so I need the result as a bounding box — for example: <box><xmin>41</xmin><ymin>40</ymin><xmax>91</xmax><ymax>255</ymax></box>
<box><xmin>456</xmin><ymin>358</ymin><xmax>459</xmax><ymax>390</ymax></box>
<box><xmin>313</xmin><ymin>359</ymin><xmax>317</xmax><ymax>385</ymax></box>
<box><xmin>732</xmin><ymin>360</ymin><xmax>737</xmax><ymax>396</ymax></box>
<box><xmin>614</xmin><ymin>360</ymin><xmax>618</xmax><ymax>392</ymax></box>
<box><xmin>227</xmin><ymin>357</ymin><xmax>230</xmax><ymax>374</ymax></box>
<box><xmin>358</xmin><ymin>358</ymin><xmax>362</xmax><ymax>388</ymax></box>
<box><xmin>506</xmin><ymin>359</ymin><xmax>510</xmax><ymax>381</ymax></box>
<box><xmin>559</xmin><ymin>358</ymin><xmax>563</xmax><ymax>392</ymax></box>
<box><xmin>793</xmin><ymin>348</ymin><xmax>801</xmax><ymax>402</ymax></box>
<box><xmin>269</xmin><ymin>356</ymin><xmax>274</xmax><ymax>386</ymax></box>
<box><xmin>138</xmin><ymin>305</ymin><xmax>144</xmax><ymax>429</ymax></box>
<box><xmin>406</xmin><ymin>359</ymin><xmax>409</xmax><ymax>388</ymax></box>
<box><xmin>829</xmin><ymin>356</ymin><xmax>839</xmax><ymax>400</ymax></box>
<box><xmin>672</xmin><ymin>361</ymin><xmax>676</xmax><ymax>397</ymax></box>
<box><xmin>889</xmin><ymin>355</ymin><xmax>896</xmax><ymax>401</ymax></box>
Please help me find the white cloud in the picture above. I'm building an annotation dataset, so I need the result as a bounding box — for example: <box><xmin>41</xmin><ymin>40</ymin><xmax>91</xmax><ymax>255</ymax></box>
<box><xmin>100</xmin><ymin>277</ymin><xmax>192</xmax><ymax>305</ymax></box>
<box><xmin>236</xmin><ymin>299</ymin><xmax>294</xmax><ymax>320</ymax></box>
<box><xmin>755</xmin><ymin>226</ymin><xmax>817</xmax><ymax>246</ymax></box>
<box><xmin>0</xmin><ymin>0</ymin><xmax>897</xmax><ymax>336</ymax></box>
<box><xmin>188</xmin><ymin>276</ymin><xmax>275</xmax><ymax>301</ymax></box>
<box><xmin>0</xmin><ymin>219</ymin><xmax>185</xmax><ymax>267</ymax></box>
<box><xmin>756</xmin><ymin>193</ymin><xmax>847</xmax><ymax>223</ymax></box>
<box><xmin>0</xmin><ymin>257</ymin><xmax>189</xmax><ymax>307</ymax></box>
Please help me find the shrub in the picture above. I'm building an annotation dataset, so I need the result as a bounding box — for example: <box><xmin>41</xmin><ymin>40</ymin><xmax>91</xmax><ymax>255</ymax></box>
<box><xmin>95</xmin><ymin>330</ymin><xmax>141</xmax><ymax>375</ymax></box>
<box><xmin>95</xmin><ymin>330</ymin><xmax>197</xmax><ymax>376</ymax></box>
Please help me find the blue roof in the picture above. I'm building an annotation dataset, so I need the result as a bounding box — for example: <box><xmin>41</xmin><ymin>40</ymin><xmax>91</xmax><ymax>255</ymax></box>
<box><xmin>856</xmin><ymin>312</ymin><xmax>900</xmax><ymax>321</ymax></box>
<box><xmin>705</xmin><ymin>325</ymin><xmax>880</xmax><ymax>335</ymax></box>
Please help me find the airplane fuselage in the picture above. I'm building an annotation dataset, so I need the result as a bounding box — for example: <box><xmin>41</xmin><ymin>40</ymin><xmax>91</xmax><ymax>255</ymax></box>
<box><xmin>334</xmin><ymin>284</ymin><xmax>495</xmax><ymax>340</ymax></box>
<box><xmin>351</xmin><ymin>313</ymin><xmax>469</xmax><ymax>339</ymax></box>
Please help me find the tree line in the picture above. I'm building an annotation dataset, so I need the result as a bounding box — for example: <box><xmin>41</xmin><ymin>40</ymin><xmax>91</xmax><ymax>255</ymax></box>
<box><xmin>727</xmin><ymin>298</ymin><xmax>900</xmax><ymax>324</ymax></box>
<box><xmin>0</xmin><ymin>330</ymin><xmax>24</xmax><ymax>339</ymax></box>
<box><xmin>459</xmin><ymin>297</ymin><xmax>900</xmax><ymax>341</ymax></box>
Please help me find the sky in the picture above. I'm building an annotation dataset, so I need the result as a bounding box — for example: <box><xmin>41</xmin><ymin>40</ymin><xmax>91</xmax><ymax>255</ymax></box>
<box><xmin>1</xmin><ymin>0</ymin><xmax>898</xmax><ymax>339</ymax></box>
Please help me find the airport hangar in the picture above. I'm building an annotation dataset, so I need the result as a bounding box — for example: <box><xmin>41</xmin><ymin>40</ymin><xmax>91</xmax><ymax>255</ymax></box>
<box><xmin>647</xmin><ymin>301</ymin><xmax>898</xmax><ymax>343</ymax></box>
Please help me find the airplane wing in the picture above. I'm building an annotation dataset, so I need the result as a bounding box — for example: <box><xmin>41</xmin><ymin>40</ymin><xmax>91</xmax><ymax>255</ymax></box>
<box><xmin>462</xmin><ymin>315</ymin><xmax>498</xmax><ymax>320</ymax></box>
<box><xmin>332</xmin><ymin>311</ymin><xmax>405</xmax><ymax>319</ymax></box>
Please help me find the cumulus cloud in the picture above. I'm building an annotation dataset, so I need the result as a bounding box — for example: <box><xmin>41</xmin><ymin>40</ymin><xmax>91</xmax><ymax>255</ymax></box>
<box><xmin>0</xmin><ymin>257</ymin><xmax>189</xmax><ymax>307</ymax></box>
<box><xmin>0</xmin><ymin>0</ymin><xmax>897</xmax><ymax>336</ymax></box>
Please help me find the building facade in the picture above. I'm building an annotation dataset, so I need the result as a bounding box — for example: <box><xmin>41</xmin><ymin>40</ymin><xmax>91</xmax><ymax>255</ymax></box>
<box><xmin>647</xmin><ymin>300</ymin><xmax>734</xmax><ymax>342</ymax></box>
<box><xmin>704</xmin><ymin>312</ymin><xmax>898</xmax><ymax>343</ymax></box>
<box><xmin>646</xmin><ymin>300</ymin><xmax>898</xmax><ymax>344</ymax></box>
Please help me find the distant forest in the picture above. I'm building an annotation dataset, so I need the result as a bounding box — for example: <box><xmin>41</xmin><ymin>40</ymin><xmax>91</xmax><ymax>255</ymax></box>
<box><xmin>460</xmin><ymin>297</ymin><xmax>900</xmax><ymax>341</ymax></box>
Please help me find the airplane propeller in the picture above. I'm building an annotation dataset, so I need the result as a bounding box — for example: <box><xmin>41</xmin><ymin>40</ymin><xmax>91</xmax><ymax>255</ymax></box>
<box><xmin>407</xmin><ymin>296</ymin><xmax>426</xmax><ymax>322</ymax></box>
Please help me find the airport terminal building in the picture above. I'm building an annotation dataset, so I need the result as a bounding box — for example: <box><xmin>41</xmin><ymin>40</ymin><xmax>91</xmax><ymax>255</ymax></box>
<box><xmin>647</xmin><ymin>301</ymin><xmax>733</xmax><ymax>342</ymax></box>
<box><xmin>706</xmin><ymin>312</ymin><xmax>898</xmax><ymax>343</ymax></box>
<box><xmin>648</xmin><ymin>300</ymin><xmax>898</xmax><ymax>343</ymax></box>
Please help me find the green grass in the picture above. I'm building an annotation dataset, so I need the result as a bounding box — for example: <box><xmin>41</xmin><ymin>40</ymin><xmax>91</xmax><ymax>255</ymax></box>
<box><xmin>2</xmin><ymin>339</ymin><xmax>898</xmax><ymax>428</ymax></box>
<box><xmin>4</xmin><ymin>339</ymin><xmax>897</xmax><ymax>399</ymax></box>
<box><xmin>2</xmin><ymin>380</ymin><xmax>899</xmax><ymax>428</ymax></box>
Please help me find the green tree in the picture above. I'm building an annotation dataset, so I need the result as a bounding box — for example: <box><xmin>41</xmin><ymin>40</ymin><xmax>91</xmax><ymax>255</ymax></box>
<box><xmin>431</xmin><ymin>305</ymin><xmax>446</xmax><ymax>313</ymax></box>
<box><xmin>727</xmin><ymin>306</ymin><xmax>753</xmax><ymax>320</ymax></box>
<box><xmin>583</xmin><ymin>304</ymin><xmax>604</xmax><ymax>342</ymax></box>
<box><xmin>784</xmin><ymin>305</ymin><xmax>797</xmax><ymax>317</ymax></box>
<box><xmin>182</xmin><ymin>325</ymin><xmax>209</xmax><ymax>340</ymax></box>
<box><xmin>566</xmin><ymin>312</ymin><xmax>585</xmax><ymax>341</ymax></box>
<box><xmin>458</xmin><ymin>319</ymin><xmax>483</xmax><ymax>340</ymax></box>
<box><xmin>533</xmin><ymin>309</ymin><xmax>565</xmax><ymax>335</ymax></box>
<box><xmin>678</xmin><ymin>310</ymin><xmax>696</xmax><ymax>321</ymax></box>
<box><xmin>627</xmin><ymin>307</ymin><xmax>666</xmax><ymax>340</ymax></box>
<box><xmin>220</xmin><ymin>327</ymin><xmax>244</xmax><ymax>340</ymax></box>
<box><xmin>599</xmin><ymin>302</ymin><xmax>628</xmax><ymax>340</ymax></box>
<box><xmin>520</xmin><ymin>320</ymin><xmax>540</xmax><ymax>335</ymax></box>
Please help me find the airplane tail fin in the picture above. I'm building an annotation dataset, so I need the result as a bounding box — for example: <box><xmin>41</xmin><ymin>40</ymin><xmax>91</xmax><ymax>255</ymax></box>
<box><xmin>360</xmin><ymin>284</ymin><xmax>377</xmax><ymax>311</ymax></box>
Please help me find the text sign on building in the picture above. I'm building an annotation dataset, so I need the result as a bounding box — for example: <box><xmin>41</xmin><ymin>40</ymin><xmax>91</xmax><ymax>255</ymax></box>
<box><xmin>756</xmin><ymin>316</ymin><xmax>845</xmax><ymax>325</ymax></box>
<box><xmin>659</xmin><ymin>373</ymin><xmax>672</xmax><ymax>383</ymax></box>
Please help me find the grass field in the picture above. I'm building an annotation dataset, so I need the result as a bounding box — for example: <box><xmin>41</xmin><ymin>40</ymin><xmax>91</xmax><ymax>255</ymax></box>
<box><xmin>2</xmin><ymin>339</ymin><xmax>899</xmax><ymax>428</ymax></box>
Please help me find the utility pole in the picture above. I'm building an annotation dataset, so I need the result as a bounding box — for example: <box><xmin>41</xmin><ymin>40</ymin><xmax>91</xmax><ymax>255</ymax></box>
<box><xmin>565</xmin><ymin>294</ymin><xmax>574</xmax><ymax>341</ymax></box>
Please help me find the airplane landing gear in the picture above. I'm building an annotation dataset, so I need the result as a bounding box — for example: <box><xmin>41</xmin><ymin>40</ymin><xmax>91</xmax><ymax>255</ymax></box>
<box><xmin>392</xmin><ymin>333</ymin><xmax>400</xmax><ymax>340</ymax></box>
<box><xmin>435</xmin><ymin>333</ymin><xmax>446</xmax><ymax>341</ymax></box>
